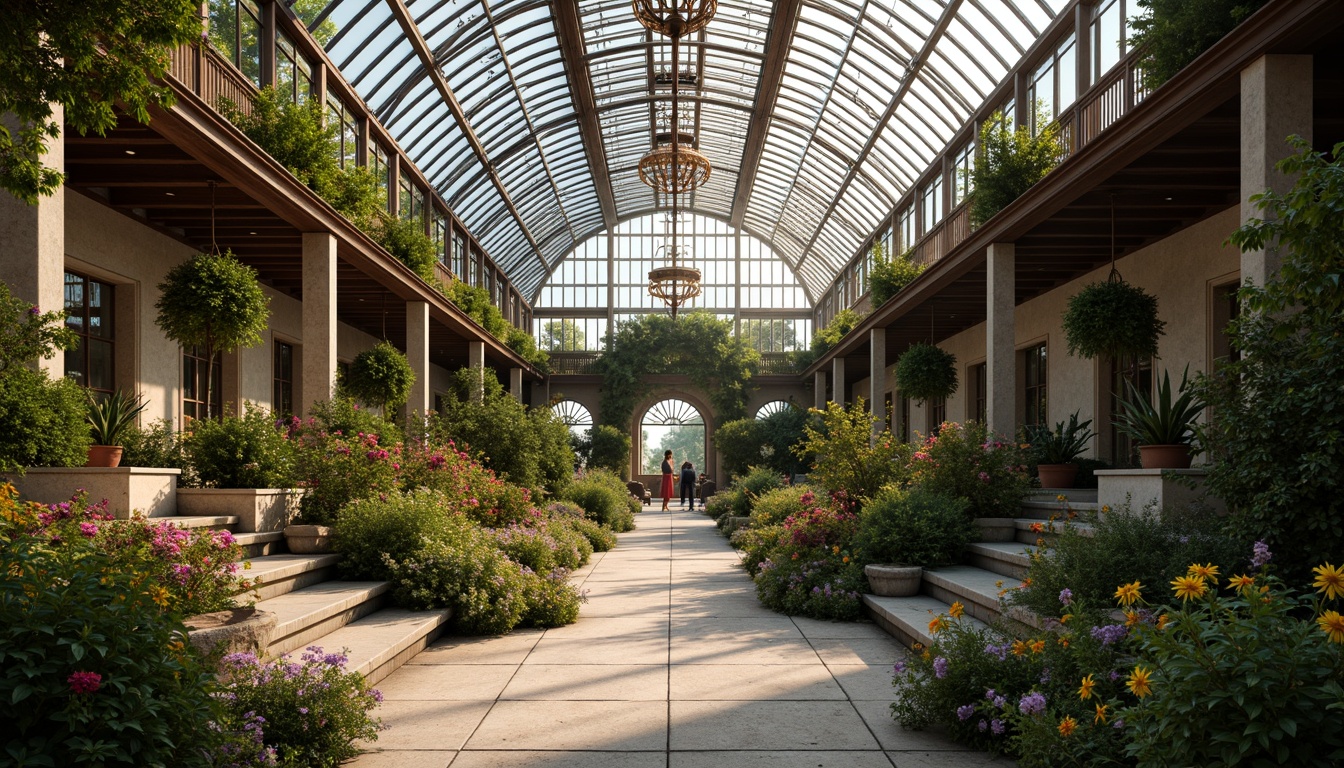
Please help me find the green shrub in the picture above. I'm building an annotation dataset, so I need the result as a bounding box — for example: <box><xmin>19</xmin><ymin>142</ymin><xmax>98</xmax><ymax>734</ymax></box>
<box><xmin>120</xmin><ymin>418</ymin><xmax>195</xmax><ymax>483</ymax></box>
<box><xmin>795</xmin><ymin>399</ymin><xmax>911</xmax><ymax>504</ymax></box>
<box><xmin>969</xmin><ymin>109</ymin><xmax>1060</xmax><ymax>227</ymax></box>
<box><xmin>333</xmin><ymin>490</ymin><xmax>458</xmax><ymax>580</ymax></box>
<box><xmin>869</xmin><ymin>243</ymin><xmax>926</xmax><ymax>307</ymax></box>
<box><xmin>217</xmin><ymin>647</ymin><xmax>383</xmax><ymax>767</ymax></box>
<box><xmin>716</xmin><ymin>405</ymin><xmax>811</xmax><ymax>480</ymax></box>
<box><xmin>187</xmin><ymin>403</ymin><xmax>294</xmax><ymax>488</ymax></box>
<box><xmin>579</xmin><ymin>424</ymin><xmax>632</xmax><ymax>479</ymax></box>
<box><xmin>0</xmin><ymin>367</ymin><xmax>91</xmax><ymax>471</ymax></box>
<box><xmin>1061</xmin><ymin>279</ymin><xmax>1165</xmax><ymax>362</ymax></box>
<box><xmin>292</xmin><ymin>428</ymin><xmax>400</xmax><ymax>526</ymax></box>
<box><xmin>561</xmin><ymin>469</ymin><xmax>637</xmax><ymax>532</ymax></box>
<box><xmin>0</xmin><ymin>529</ymin><xmax>220</xmax><ymax>767</ymax></box>
<box><xmin>896</xmin><ymin>343</ymin><xmax>959</xmax><ymax>405</ymax></box>
<box><xmin>375</xmin><ymin>216</ymin><xmax>437</xmax><ymax>285</ymax></box>
<box><xmin>315</xmin><ymin>164</ymin><xmax>384</xmax><ymax>231</ymax></box>
<box><xmin>794</xmin><ymin>308</ymin><xmax>866</xmax><ymax>371</ymax></box>
<box><xmin>854</xmin><ymin>488</ymin><xmax>975</xmax><ymax>567</ymax></box>
<box><xmin>731</xmin><ymin>523</ymin><xmax>784</xmax><ymax>576</ymax></box>
<box><xmin>1129</xmin><ymin>0</ymin><xmax>1269</xmax><ymax>89</ymax></box>
<box><xmin>221</xmin><ymin>86</ymin><xmax>336</xmax><ymax>189</ymax></box>
<box><xmin>749</xmin><ymin>485</ymin><xmax>815</xmax><ymax>528</ymax></box>
<box><xmin>385</xmin><ymin>527</ymin><xmax>531</xmax><ymax>635</ymax></box>
<box><xmin>544</xmin><ymin>517</ymin><xmax>593</xmax><ymax>569</ymax></box>
<box><xmin>521</xmin><ymin>570</ymin><xmax>584</xmax><ymax>628</ymax></box>
<box><xmin>564</xmin><ymin>515</ymin><xmax>618</xmax><ymax>552</ymax></box>
<box><xmin>713</xmin><ymin>418</ymin><xmax>764</xmax><ymax>479</ymax></box>
<box><xmin>489</xmin><ymin>524</ymin><xmax>565</xmax><ymax>575</ymax></box>
<box><xmin>506</xmin><ymin>325</ymin><xmax>550</xmax><ymax>373</ymax></box>
<box><xmin>911</xmin><ymin>421</ymin><xmax>1031</xmax><ymax>518</ymax></box>
<box><xmin>341</xmin><ymin>341</ymin><xmax>415</xmax><ymax>414</ymax></box>
<box><xmin>306</xmin><ymin>396</ymin><xmax>402</xmax><ymax>445</ymax></box>
<box><xmin>446</xmin><ymin>280</ymin><xmax>509</xmax><ymax>339</ymax></box>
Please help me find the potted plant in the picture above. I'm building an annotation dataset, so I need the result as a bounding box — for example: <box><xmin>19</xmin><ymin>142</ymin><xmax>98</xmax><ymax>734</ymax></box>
<box><xmin>1115</xmin><ymin>367</ymin><xmax>1204</xmax><ymax>469</ymax></box>
<box><xmin>895</xmin><ymin>342</ymin><xmax>958</xmax><ymax>404</ymax></box>
<box><xmin>1024</xmin><ymin>411</ymin><xmax>1095</xmax><ymax>489</ymax></box>
<box><xmin>178</xmin><ymin>403</ymin><xmax>302</xmax><ymax>533</ymax></box>
<box><xmin>85</xmin><ymin>390</ymin><xmax>148</xmax><ymax>467</ymax></box>
<box><xmin>854</xmin><ymin>488</ymin><xmax>976</xmax><ymax>597</ymax></box>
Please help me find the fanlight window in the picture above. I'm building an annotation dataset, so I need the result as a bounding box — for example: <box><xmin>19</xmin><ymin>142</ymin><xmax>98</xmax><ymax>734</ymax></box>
<box><xmin>552</xmin><ymin>399</ymin><xmax>594</xmax><ymax>438</ymax></box>
<box><xmin>755</xmin><ymin>400</ymin><xmax>791</xmax><ymax>420</ymax></box>
<box><xmin>640</xmin><ymin>399</ymin><xmax>705</xmax><ymax>475</ymax></box>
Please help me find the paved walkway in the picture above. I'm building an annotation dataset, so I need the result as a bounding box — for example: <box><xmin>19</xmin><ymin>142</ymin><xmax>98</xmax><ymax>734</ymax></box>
<box><xmin>352</xmin><ymin>506</ymin><xmax>1009</xmax><ymax>767</ymax></box>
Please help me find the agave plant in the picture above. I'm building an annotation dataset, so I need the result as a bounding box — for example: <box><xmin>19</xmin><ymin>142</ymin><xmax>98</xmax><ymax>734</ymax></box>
<box><xmin>87</xmin><ymin>390</ymin><xmax>148</xmax><ymax>446</ymax></box>
<box><xmin>1115</xmin><ymin>367</ymin><xmax>1204</xmax><ymax>446</ymax></box>
<box><xmin>1024</xmin><ymin>411</ymin><xmax>1095</xmax><ymax>464</ymax></box>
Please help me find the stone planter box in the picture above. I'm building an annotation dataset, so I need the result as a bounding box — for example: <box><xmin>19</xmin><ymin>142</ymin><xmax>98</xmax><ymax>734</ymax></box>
<box><xmin>284</xmin><ymin>524</ymin><xmax>334</xmax><ymax>554</ymax></box>
<box><xmin>1096</xmin><ymin>468</ymin><xmax>1226</xmax><ymax>517</ymax></box>
<box><xmin>975</xmin><ymin>517</ymin><xmax>1018</xmax><ymax>543</ymax></box>
<box><xmin>177</xmin><ymin>488</ymin><xmax>304</xmax><ymax>533</ymax></box>
<box><xmin>186</xmin><ymin>607</ymin><xmax>277</xmax><ymax>659</ymax></box>
<box><xmin>865</xmin><ymin>564</ymin><xmax>923</xmax><ymax>597</ymax></box>
<box><xmin>3</xmin><ymin>467</ymin><xmax>180</xmax><ymax>519</ymax></box>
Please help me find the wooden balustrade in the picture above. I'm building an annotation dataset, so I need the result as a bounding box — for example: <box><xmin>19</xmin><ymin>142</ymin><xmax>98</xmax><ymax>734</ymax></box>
<box><xmin>165</xmin><ymin>43</ymin><xmax>257</xmax><ymax>115</ymax></box>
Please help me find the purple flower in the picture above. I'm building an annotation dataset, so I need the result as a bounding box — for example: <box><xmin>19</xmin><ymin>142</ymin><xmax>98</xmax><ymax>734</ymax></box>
<box><xmin>892</xmin><ymin>661</ymin><xmax>906</xmax><ymax>675</ymax></box>
<box><xmin>957</xmin><ymin>704</ymin><xmax>975</xmax><ymax>721</ymax></box>
<box><xmin>984</xmin><ymin>688</ymin><xmax>997</xmax><ymax>700</ymax></box>
<box><xmin>991</xmin><ymin>719</ymin><xmax>1005</xmax><ymax>735</ymax></box>
<box><xmin>298</xmin><ymin>707</ymin><xmax>309</xmax><ymax>715</ymax></box>
<box><xmin>1090</xmin><ymin>624</ymin><xmax>1128</xmax><ymax>647</ymax></box>
<box><xmin>984</xmin><ymin>643</ymin><xmax>1008</xmax><ymax>661</ymax></box>
<box><xmin>977</xmin><ymin>719</ymin><xmax>988</xmax><ymax>732</ymax></box>
<box><xmin>993</xmin><ymin>695</ymin><xmax>1006</xmax><ymax>709</ymax></box>
<box><xmin>79</xmin><ymin>522</ymin><xmax>98</xmax><ymax>538</ymax></box>
<box><xmin>933</xmin><ymin>657</ymin><xmax>949</xmax><ymax>679</ymax></box>
<box><xmin>1113</xmin><ymin>719</ymin><xmax>1126</xmax><ymax>730</ymax></box>
<box><xmin>1251</xmin><ymin>540</ymin><xmax>1272</xmax><ymax>568</ymax></box>
<box><xmin>1058</xmin><ymin>588</ymin><xmax>1073</xmax><ymax>605</ymax></box>
<box><xmin>1018</xmin><ymin>691</ymin><xmax>1046</xmax><ymax>716</ymax></box>
<box><xmin>28</xmin><ymin>305</ymin><xmax>40</xmax><ymax>316</ymax></box>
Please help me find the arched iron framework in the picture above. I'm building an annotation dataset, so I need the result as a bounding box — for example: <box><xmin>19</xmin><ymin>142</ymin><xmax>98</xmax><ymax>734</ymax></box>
<box><xmin>307</xmin><ymin>0</ymin><xmax>1070</xmax><ymax>299</ymax></box>
<box><xmin>551</xmin><ymin>399</ymin><xmax>594</xmax><ymax>435</ymax></box>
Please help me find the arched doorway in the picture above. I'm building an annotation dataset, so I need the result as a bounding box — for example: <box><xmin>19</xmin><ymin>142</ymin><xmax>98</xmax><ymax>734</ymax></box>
<box><xmin>639</xmin><ymin>399</ymin><xmax>706</xmax><ymax>477</ymax></box>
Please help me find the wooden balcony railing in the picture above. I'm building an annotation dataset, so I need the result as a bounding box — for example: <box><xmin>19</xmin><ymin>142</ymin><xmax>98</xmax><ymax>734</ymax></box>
<box><xmin>549</xmin><ymin>354</ymin><xmax>601</xmax><ymax>375</ymax></box>
<box><xmin>167</xmin><ymin>43</ymin><xmax>258</xmax><ymax>115</ymax></box>
<box><xmin>1057</xmin><ymin>49</ymin><xmax>1146</xmax><ymax>161</ymax></box>
<box><xmin>758</xmin><ymin>353</ymin><xmax>799</xmax><ymax>375</ymax></box>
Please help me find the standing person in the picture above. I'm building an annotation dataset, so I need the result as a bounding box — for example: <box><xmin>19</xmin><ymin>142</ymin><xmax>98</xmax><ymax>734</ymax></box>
<box><xmin>660</xmin><ymin>450</ymin><xmax>675</xmax><ymax>511</ymax></box>
<box><xmin>680</xmin><ymin>461</ymin><xmax>697</xmax><ymax>509</ymax></box>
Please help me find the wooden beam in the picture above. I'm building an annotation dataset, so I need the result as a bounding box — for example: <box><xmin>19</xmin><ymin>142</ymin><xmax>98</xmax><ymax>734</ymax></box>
<box><xmin>551</xmin><ymin>0</ymin><xmax>618</xmax><ymax>230</ymax></box>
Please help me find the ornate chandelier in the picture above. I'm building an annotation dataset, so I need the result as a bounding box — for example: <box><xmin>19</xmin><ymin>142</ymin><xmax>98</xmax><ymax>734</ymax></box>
<box><xmin>636</xmin><ymin>145</ymin><xmax>712</xmax><ymax>194</ymax></box>
<box><xmin>631</xmin><ymin>0</ymin><xmax>717</xmax><ymax>37</ymax></box>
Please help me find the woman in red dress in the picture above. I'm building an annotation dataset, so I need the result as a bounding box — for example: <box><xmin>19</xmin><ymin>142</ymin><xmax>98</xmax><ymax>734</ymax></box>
<box><xmin>660</xmin><ymin>450</ymin><xmax>674</xmax><ymax>511</ymax></box>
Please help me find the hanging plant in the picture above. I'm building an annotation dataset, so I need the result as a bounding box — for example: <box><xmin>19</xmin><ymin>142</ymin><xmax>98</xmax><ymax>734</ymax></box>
<box><xmin>1062</xmin><ymin>277</ymin><xmax>1166</xmax><ymax>360</ymax></box>
<box><xmin>341</xmin><ymin>341</ymin><xmax>415</xmax><ymax>414</ymax></box>
<box><xmin>896</xmin><ymin>343</ymin><xmax>958</xmax><ymax>405</ymax></box>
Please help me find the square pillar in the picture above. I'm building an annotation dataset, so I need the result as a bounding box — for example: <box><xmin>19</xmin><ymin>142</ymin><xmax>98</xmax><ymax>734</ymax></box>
<box><xmin>831</xmin><ymin>356</ymin><xmax>846</xmax><ymax>407</ymax></box>
<box><xmin>814</xmin><ymin>370</ymin><xmax>827</xmax><ymax>411</ymax></box>
<box><xmin>1241</xmin><ymin>55</ymin><xmax>1312</xmax><ymax>288</ymax></box>
<box><xmin>300</xmin><ymin>232</ymin><xmax>337</xmax><ymax>415</ymax></box>
<box><xmin>404</xmin><ymin>301</ymin><xmax>430</xmax><ymax>418</ymax></box>
<box><xmin>986</xmin><ymin>242</ymin><xmax>1016</xmax><ymax>437</ymax></box>
<box><xmin>869</xmin><ymin>327</ymin><xmax>887</xmax><ymax>439</ymax></box>
<box><xmin>0</xmin><ymin>109</ymin><xmax>65</xmax><ymax>378</ymax></box>
<box><xmin>467</xmin><ymin>341</ymin><xmax>485</xmax><ymax>404</ymax></box>
<box><xmin>509</xmin><ymin>367</ymin><xmax>523</xmax><ymax>402</ymax></box>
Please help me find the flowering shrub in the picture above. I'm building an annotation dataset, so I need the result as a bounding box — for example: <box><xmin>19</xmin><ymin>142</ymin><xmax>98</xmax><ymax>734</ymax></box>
<box><xmin>333</xmin><ymin>490</ymin><xmax>463</xmax><ymax>580</ymax></box>
<box><xmin>385</xmin><ymin>531</ymin><xmax>532</xmax><ymax>635</ymax></box>
<box><xmin>1</xmin><ymin>504</ymin><xmax>221</xmax><ymax>766</ymax></box>
<box><xmin>549</xmin><ymin>504</ymin><xmax>617</xmax><ymax>552</ymax></box>
<box><xmin>753</xmin><ymin>495</ymin><xmax>866</xmax><ymax>620</ymax></box>
<box><xmin>187</xmin><ymin>403</ymin><xmax>295</xmax><ymax>489</ymax></box>
<box><xmin>290</xmin><ymin>423</ymin><xmax>400</xmax><ymax>525</ymax></box>
<box><xmin>910</xmin><ymin>421</ymin><xmax>1031</xmax><ymax>517</ymax></box>
<box><xmin>794</xmin><ymin>400</ymin><xmax>911</xmax><ymax>504</ymax></box>
<box><xmin>521</xmin><ymin>569</ymin><xmax>586</xmax><ymax>628</ymax></box>
<box><xmin>749</xmin><ymin>484</ymin><xmax>816</xmax><ymax>527</ymax></box>
<box><xmin>217</xmin><ymin>647</ymin><xmax>383</xmax><ymax>768</ymax></box>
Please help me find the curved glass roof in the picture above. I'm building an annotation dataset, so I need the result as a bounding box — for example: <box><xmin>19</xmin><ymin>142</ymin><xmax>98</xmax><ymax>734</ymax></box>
<box><xmin>305</xmin><ymin>0</ymin><xmax>1070</xmax><ymax>299</ymax></box>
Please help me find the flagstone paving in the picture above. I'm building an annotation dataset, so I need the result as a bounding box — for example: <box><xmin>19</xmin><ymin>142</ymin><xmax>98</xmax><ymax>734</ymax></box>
<box><xmin>352</xmin><ymin>506</ymin><xmax>1013</xmax><ymax>767</ymax></box>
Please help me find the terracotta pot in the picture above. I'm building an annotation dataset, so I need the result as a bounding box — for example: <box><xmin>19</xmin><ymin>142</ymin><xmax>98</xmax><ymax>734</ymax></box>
<box><xmin>283</xmin><ymin>524</ymin><xmax>335</xmax><ymax>554</ymax></box>
<box><xmin>84</xmin><ymin>445</ymin><xmax>123</xmax><ymax>468</ymax></box>
<box><xmin>1036</xmin><ymin>463</ymin><xmax>1079</xmax><ymax>489</ymax></box>
<box><xmin>864</xmin><ymin>564</ymin><xmax>923</xmax><ymax>597</ymax></box>
<box><xmin>186</xmin><ymin>607</ymin><xmax>277</xmax><ymax>659</ymax></box>
<box><xmin>1138</xmin><ymin>444</ymin><xmax>1192</xmax><ymax>470</ymax></box>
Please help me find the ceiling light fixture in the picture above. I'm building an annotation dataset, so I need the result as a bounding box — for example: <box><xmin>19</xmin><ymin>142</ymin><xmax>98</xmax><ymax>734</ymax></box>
<box><xmin>631</xmin><ymin>0</ymin><xmax>717</xmax><ymax>36</ymax></box>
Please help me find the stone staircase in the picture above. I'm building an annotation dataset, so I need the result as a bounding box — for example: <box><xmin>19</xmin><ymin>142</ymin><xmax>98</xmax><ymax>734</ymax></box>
<box><xmin>171</xmin><ymin>513</ymin><xmax>450</xmax><ymax>685</ymax></box>
<box><xmin>863</xmin><ymin>488</ymin><xmax>1098</xmax><ymax>648</ymax></box>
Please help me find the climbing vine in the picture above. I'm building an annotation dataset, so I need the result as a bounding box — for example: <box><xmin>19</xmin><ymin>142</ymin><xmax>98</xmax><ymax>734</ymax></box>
<box><xmin>594</xmin><ymin>312</ymin><xmax>760</xmax><ymax>429</ymax></box>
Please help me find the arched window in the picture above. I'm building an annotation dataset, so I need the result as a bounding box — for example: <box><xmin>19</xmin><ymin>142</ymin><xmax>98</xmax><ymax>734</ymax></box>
<box><xmin>551</xmin><ymin>399</ymin><xmax>593</xmax><ymax>438</ymax></box>
<box><xmin>755</xmin><ymin>400</ymin><xmax>791</xmax><ymax>420</ymax></box>
<box><xmin>640</xmin><ymin>399</ymin><xmax>705</xmax><ymax>475</ymax></box>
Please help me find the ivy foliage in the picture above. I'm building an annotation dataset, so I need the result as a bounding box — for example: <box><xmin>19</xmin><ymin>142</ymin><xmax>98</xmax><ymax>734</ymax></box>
<box><xmin>895</xmin><ymin>342</ymin><xmax>959</xmax><ymax>404</ymax></box>
<box><xmin>1195</xmin><ymin>138</ymin><xmax>1344</xmax><ymax>582</ymax></box>
<box><xmin>791</xmin><ymin>307</ymin><xmax>867</xmax><ymax>371</ymax></box>
<box><xmin>374</xmin><ymin>216</ymin><xmax>438</xmax><ymax>285</ymax></box>
<box><xmin>869</xmin><ymin>243</ymin><xmax>926</xmax><ymax>308</ymax></box>
<box><xmin>594</xmin><ymin>312</ymin><xmax>760</xmax><ymax>429</ymax></box>
<box><xmin>0</xmin><ymin>0</ymin><xmax>202</xmax><ymax>203</ymax></box>
<box><xmin>1062</xmin><ymin>278</ymin><xmax>1166</xmax><ymax>361</ymax></box>
<box><xmin>1129</xmin><ymin>0</ymin><xmax>1269</xmax><ymax>90</ymax></box>
<box><xmin>969</xmin><ymin>109</ymin><xmax>1061</xmax><ymax>228</ymax></box>
<box><xmin>443</xmin><ymin>280</ymin><xmax>549</xmax><ymax>372</ymax></box>
<box><xmin>221</xmin><ymin>86</ymin><xmax>336</xmax><ymax>190</ymax></box>
<box><xmin>341</xmin><ymin>341</ymin><xmax>415</xmax><ymax>414</ymax></box>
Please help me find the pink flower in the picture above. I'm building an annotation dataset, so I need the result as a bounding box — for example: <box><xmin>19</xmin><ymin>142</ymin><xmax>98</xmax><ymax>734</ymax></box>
<box><xmin>67</xmin><ymin>671</ymin><xmax>101</xmax><ymax>694</ymax></box>
<box><xmin>978</xmin><ymin>472</ymin><xmax>990</xmax><ymax>483</ymax></box>
<box><xmin>78</xmin><ymin>522</ymin><xmax>98</xmax><ymax>538</ymax></box>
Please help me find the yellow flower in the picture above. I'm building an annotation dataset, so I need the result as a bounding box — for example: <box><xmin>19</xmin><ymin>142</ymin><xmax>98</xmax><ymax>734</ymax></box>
<box><xmin>1011</xmin><ymin>640</ymin><xmax>1028</xmax><ymax>656</ymax></box>
<box><xmin>1156</xmin><ymin>614</ymin><xmax>1170</xmax><ymax>630</ymax></box>
<box><xmin>1057</xmin><ymin>637</ymin><xmax>1070</xmax><ymax>648</ymax></box>
<box><xmin>928</xmin><ymin>616</ymin><xmax>947</xmax><ymax>635</ymax></box>
<box><xmin>149</xmin><ymin>586</ymin><xmax>171</xmax><ymax>608</ymax></box>
<box><xmin>1124</xmin><ymin>610</ymin><xmax>1142</xmax><ymax>628</ymax></box>
<box><xmin>1029</xmin><ymin>639</ymin><xmax>1045</xmax><ymax>654</ymax></box>
<box><xmin>949</xmin><ymin>601</ymin><xmax>965</xmax><ymax>619</ymax></box>
<box><xmin>1056</xmin><ymin>494</ymin><xmax>1067</xmax><ymax>502</ymax></box>
<box><xmin>1228</xmin><ymin>574</ymin><xmax>1256</xmax><ymax>592</ymax></box>
<box><xmin>1094</xmin><ymin>703</ymin><xmax>1109</xmax><ymax>724</ymax></box>
<box><xmin>1319</xmin><ymin>610</ymin><xmax>1344</xmax><ymax>644</ymax></box>
<box><xmin>1187</xmin><ymin>562</ymin><xmax>1220</xmax><ymax>584</ymax></box>
<box><xmin>1127</xmin><ymin>666</ymin><xmax>1153</xmax><ymax>699</ymax></box>
<box><xmin>1313</xmin><ymin>563</ymin><xmax>1344</xmax><ymax>601</ymax></box>
<box><xmin>1078</xmin><ymin>674</ymin><xmax>1096</xmax><ymax>700</ymax></box>
<box><xmin>1060</xmin><ymin>613</ymin><xmax>1072</xmax><ymax>624</ymax></box>
<box><xmin>833</xmin><ymin>545</ymin><xmax>840</xmax><ymax>554</ymax></box>
<box><xmin>1057</xmin><ymin>715</ymin><xmax>1077</xmax><ymax>737</ymax></box>
<box><xmin>1171</xmin><ymin>575</ymin><xmax>1208</xmax><ymax>602</ymax></box>
<box><xmin>1114</xmin><ymin>581</ymin><xmax>1143</xmax><ymax>606</ymax></box>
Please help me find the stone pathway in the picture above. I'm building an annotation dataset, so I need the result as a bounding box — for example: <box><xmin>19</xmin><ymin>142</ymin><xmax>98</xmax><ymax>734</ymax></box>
<box><xmin>352</xmin><ymin>506</ymin><xmax>1011</xmax><ymax>767</ymax></box>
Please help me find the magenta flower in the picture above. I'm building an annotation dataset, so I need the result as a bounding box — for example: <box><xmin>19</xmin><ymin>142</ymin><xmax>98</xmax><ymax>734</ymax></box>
<box><xmin>79</xmin><ymin>522</ymin><xmax>98</xmax><ymax>538</ymax></box>
<box><xmin>67</xmin><ymin>671</ymin><xmax>102</xmax><ymax>694</ymax></box>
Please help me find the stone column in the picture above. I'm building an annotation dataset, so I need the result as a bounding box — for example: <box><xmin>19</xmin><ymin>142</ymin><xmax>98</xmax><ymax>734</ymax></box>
<box><xmin>509</xmin><ymin>367</ymin><xmax>523</xmax><ymax>402</ymax></box>
<box><xmin>831</xmin><ymin>356</ymin><xmax>846</xmax><ymax>407</ymax></box>
<box><xmin>404</xmin><ymin>301</ymin><xmax>429</xmax><ymax>418</ymax></box>
<box><xmin>0</xmin><ymin>109</ymin><xmax>65</xmax><ymax>378</ymax></box>
<box><xmin>300</xmin><ymin>232</ymin><xmax>337</xmax><ymax>414</ymax></box>
<box><xmin>1241</xmin><ymin>55</ymin><xmax>1313</xmax><ymax>288</ymax></box>
<box><xmin>467</xmin><ymin>340</ymin><xmax>485</xmax><ymax>404</ymax></box>
<box><xmin>813</xmin><ymin>370</ymin><xmax>827</xmax><ymax>410</ymax></box>
<box><xmin>869</xmin><ymin>327</ymin><xmax>887</xmax><ymax>439</ymax></box>
<box><xmin>986</xmin><ymin>242</ymin><xmax>1016</xmax><ymax>437</ymax></box>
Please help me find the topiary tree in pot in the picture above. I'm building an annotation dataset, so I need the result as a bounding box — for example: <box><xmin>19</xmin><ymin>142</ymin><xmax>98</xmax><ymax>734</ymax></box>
<box><xmin>340</xmin><ymin>341</ymin><xmax>415</xmax><ymax>416</ymax></box>
<box><xmin>895</xmin><ymin>343</ymin><xmax>958</xmax><ymax>405</ymax></box>
<box><xmin>155</xmin><ymin>252</ymin><xmax>270</xmax><ymax>420</ymax></box>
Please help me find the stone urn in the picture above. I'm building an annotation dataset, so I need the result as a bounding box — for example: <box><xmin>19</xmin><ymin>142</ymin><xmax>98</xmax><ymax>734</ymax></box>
<box><xmin>1138</xmin><ymin>444</ymin><xmax>1193</xmax><ymax>470</ymax></box>
<box><xmin>864</xmin><ymin>564</ymin><xmax>923</xmax><ymax>597</ymax></box>
<box><xmin>185</xmin><ymin>607</ymin><xmax>277</xmax><ymax>659</ymax></box>
<box><xmin>283</xmin><ymin>524</ymin><xmax>335</xmax><ymax>554</ymax></box>
<box><xmin>1036</xmin><ymin>463</ymin><xmax>1079</xmax><ymax>489</ymax></box>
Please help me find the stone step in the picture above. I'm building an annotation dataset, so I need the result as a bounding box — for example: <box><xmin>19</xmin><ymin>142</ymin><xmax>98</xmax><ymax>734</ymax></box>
<box><xmin>1015</xmin><ymin>518</ymin><xmax>1094</xmax><ymax>545</ymax></box>
<box><xmin>234</xmin><ymin>531</ymin><xmax>285</xmax><ymax>558</ymax></box>
<box><xmin>257</xmin><ymin>581</ymin><xmax>390</xmax><ymax>656</ymax></box>
<box><xmin>1027</xmin><ymin>488</ymin><xmax>1098</xmax><ymax>504</ymax></box>
<box><xmin>169</xmin><ymin>514</ymin><xmax>239</xmax><ymax>530</ymax></box>
<box><xmin>247</xmin><ymin>553</ymin><xmax>342</xmax><ymax>601</ymax></box>
<box><xmin>289</xmin><ymin>607</ymin><xmax>453</xmax><ymax>686</ymax></box>
<box><xmin>921</xmin><ymin>565</ymin><xmax>1007</xmax><ymax>625</ymax></box>
<box><xmin>862</xmin><ymin>593</ymin><xmax>992</xmax><ymax>648</ymax></box>
<box><xmin>1019</xmin><ymin>499</ymin><xmax>1101</xmax><ymax>520</ymax></box>
<box><xmin>966</xmin><ymin>541</ymin><xmax>1033</xmax><ymax>580</ymax></box>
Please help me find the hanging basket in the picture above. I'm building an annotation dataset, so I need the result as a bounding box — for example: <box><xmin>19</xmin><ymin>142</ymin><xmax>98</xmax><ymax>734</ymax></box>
<box><xmin>1061</xmin><ymin>276</ymin><xmax>1166</xmax><ymax>360</ymax></box>
<box><xmin>896</xmin><ymin>343</ymin><xmax>959</xmax><ymax>404</ymax></box>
